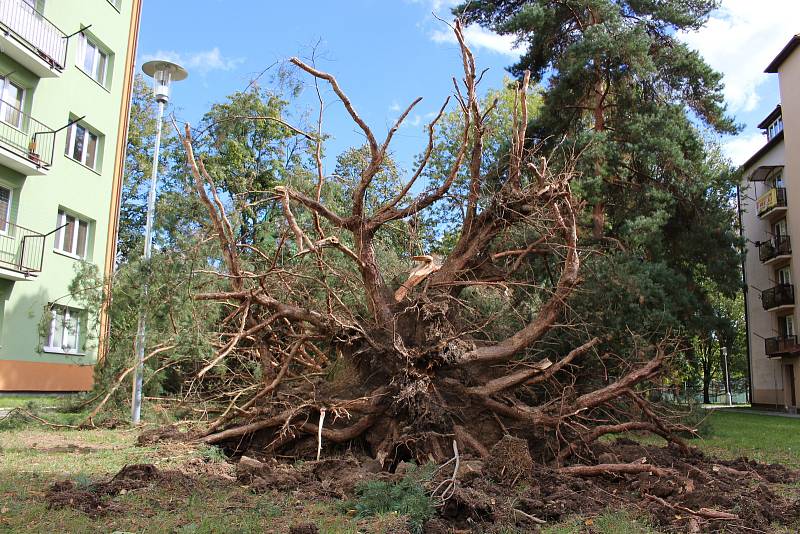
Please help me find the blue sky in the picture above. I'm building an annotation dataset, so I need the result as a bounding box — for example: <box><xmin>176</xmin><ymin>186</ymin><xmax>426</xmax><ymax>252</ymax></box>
<box><xmin>137</xmin><ymin>0</ymin><xmax>800</xmax><ymax>169</ymax></box>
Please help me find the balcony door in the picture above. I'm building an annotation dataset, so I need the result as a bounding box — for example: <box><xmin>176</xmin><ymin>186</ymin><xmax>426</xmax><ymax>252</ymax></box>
<box><xmin>769</xmin><ymin>169</ymin><xmax>785</xmax><ymax>189</ymax></box>
<box><xmin>779</xmin><ymin>315</ymin><xmax>795</xmax><ymax>338</ymax></box>
<box><xmin>0</xmin><ymin>77</ymin><xmax>24</xmax><ymax>128</ymax></box>
<box><xmin>778</xmin><ymin>266</ymin><xmax>792</xmax><ymax>286</ymax></box>
<box><xmin>774</xmin><ymin>219</ymin><xmax>788</xmax><ymax>238</ymax></box>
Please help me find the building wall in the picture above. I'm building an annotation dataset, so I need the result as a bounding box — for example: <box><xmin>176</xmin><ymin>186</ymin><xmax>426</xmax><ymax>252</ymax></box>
<box><xmin>0</xmin><ymin>0</ymin><xmax>141</xmax><ymax>391</ymax></box>
<box><xmin>740</xmin><ymin>143</ymin><xmax>787</xmax><ymax>407</ymax></box>
<box><xmin>777</xmin><ymin>47</ymin><xmax>800</xmax><ymax>409</ymax></box>
<box><xmin>742</xmin><ymin>40</ymin><xmax>800</xmax><ymax>410</ymax></box>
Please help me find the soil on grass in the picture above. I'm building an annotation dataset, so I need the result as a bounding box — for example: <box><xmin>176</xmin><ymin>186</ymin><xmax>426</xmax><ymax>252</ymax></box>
<box><xmin>48</xmin><ymin>436</ymin><xmax>800</xmax><ymax>533</ymax></box>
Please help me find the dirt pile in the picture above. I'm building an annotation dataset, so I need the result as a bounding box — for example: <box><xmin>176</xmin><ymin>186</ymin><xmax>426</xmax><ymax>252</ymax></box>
<box><xmin>46</xmin><ymin>464</ymin><xmax>171</xmax><ymax>517</ymax></box>
<box><xmin>49</xmin><ymin>438</ymin><xmax>800</xmax><ymax>532</ymax></box>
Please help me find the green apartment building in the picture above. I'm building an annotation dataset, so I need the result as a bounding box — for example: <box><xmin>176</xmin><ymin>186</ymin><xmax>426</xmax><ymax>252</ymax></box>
<box><xmin>0</xmin><ymin>0</ymin><xmax>141</xmax><ymax>391</ymax></box>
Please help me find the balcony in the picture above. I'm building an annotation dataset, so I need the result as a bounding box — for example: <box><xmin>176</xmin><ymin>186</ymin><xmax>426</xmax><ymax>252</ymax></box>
<box><xmin>0</xmin><ymin>99</ymin><xmax>54</xmax><ymax>175</ymax></box>
<box><xmin>765</xmin><ymin>335</ymin><xmax>800</xmax><ymax>358</ymax></box>
<box><xmin>0</xmin><ymin>220</ymin><xmax>45</xmax><ymax>281</ymax></box>
<box><xmin>757</xmin><ymin>187</ymin><xmax>787</xmax><ymax>218</ymax></box>
<box><xmin>0</xmin><ymin>0</ymin><xmax>67</xmax><ymax>78</ymax></box>
<box><xmin>761</xmin><ymin>283</ymin><xmax>795</xmax><ymax>311</ymax></box>
<box><xmin>759</xmin><ymin>235</ymin><xmax>792</xmax><ymax>264</ymax></box>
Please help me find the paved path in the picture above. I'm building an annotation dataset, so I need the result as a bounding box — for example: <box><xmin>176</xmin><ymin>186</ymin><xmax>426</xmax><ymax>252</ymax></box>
<box><xmin>713</xmin><ymin>406</ymin><xmax>800</xmax><ymax>419</ymax></box>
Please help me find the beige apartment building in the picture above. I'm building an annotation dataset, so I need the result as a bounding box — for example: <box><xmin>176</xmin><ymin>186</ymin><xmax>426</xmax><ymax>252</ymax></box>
<box><xmin>740</xmin><ymin>34</ymin><xmax>800</xmax><ymax>411</ymax></box>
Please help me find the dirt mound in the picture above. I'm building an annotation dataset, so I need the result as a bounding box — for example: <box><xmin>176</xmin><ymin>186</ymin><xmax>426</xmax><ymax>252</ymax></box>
<box><xmin>46</xmin><ymin>463</ymin><xmax>197</xmax><ymax>517</ymax></box>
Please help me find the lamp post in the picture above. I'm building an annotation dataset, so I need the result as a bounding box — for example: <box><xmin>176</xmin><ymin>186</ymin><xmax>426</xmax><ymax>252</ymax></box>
<box><xmin>721</xmin><ymin>346</ymin><xmax>733</xmax><ymax>406</ymax></box>
<box><xmin>131</xmin><ymin>60</ymin><xmax>188</xmax><ymax>424</ymax></box>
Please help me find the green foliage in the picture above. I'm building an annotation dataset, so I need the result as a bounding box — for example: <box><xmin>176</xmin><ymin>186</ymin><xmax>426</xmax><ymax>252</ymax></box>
<box><xmin>349</xmin><ymin>466</ymin><xmax>435</xmax><ymax>533</ymax></box>
<box><xmin>456</xmin><ymin>0</ymin><xmax>744</xmax><ymax>369</ymax></box>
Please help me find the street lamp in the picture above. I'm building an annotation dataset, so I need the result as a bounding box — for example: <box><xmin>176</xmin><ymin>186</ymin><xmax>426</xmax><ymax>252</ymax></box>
<box><xmin>721</xmin><ymin>346</ymin><xmax>733</xmax><ymax>406</ymax></box>
<box><xmin>131</xmin><ymin>60</ymin><xmax>188</xmax><ymax>424</ymax></box>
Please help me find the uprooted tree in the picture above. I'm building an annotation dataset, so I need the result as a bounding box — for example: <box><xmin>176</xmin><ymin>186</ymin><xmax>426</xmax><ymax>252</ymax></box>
<box><xmin>175</xmin><ymin>22</ymin><xmax>689</xmax><ymax>468</ymax></box>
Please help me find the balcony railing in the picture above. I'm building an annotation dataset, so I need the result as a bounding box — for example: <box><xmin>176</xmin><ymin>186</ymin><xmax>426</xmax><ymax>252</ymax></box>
<box><xmin>0</xmin><ymin>0</ymin><xmax>68</xmax><ymax>71</ymax></box>
<box><xmin>0</xmin><ymin>98</ymin><xmax>55</xmax><ymax>170</ymax></box>
<box><xmin>765</xmin><ymin>335</ymin><xmax>800</xmax><ymax>357</ymax></box>
<box><xmin>759</xmin><ymin>235</ymin><xmax>792</xmax><ymax>263</ymax></box>
<box><xmin>761</xmin><ymin>283</ymin><xmax>795</xmax><ymax>310</ymax></box>
<box><xmin>0</xmin><ymin>219</ymin><xmax>45</xmax><ymax>276</ymax></box>
<box><xmin>757</xmin><ymin>187</ymin><xmax>787</xmax><ymax>216</ymax></box>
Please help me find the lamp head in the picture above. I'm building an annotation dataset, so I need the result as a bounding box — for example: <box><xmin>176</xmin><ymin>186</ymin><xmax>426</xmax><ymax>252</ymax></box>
<box><xmin>142</xmin><ymin>60</ymin><xmax>188</xmax><ymax>103</ymax></box>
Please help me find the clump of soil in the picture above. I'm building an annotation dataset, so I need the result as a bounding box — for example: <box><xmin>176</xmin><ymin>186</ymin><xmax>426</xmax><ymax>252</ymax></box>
<box><xmin>47</xmin><ymin>464</ymin><xmax>167</xmax><ymax>517</ymax></box>
<box><xmin>47</xmin><ymin>464</ymin><xmax>191</xmax><ymax>517</ymax></box>
<box><xmin>485</xmin><ymin>435</ymin><xmax>533</xmax><ymax>482</ymax></box>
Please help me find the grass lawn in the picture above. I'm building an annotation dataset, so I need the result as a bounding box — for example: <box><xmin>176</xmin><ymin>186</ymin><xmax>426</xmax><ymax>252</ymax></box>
<box><xmin>0</xmin><ymin>409</ymin><xmax>797</xmax><ymax>533</ymax></box>
<box><xmin>693</xmin><ymin>410</ymin><xmax>800</xmax><ymax>468</ymax></box>
<box><xmin>0</xmin><ymin>394</ymin><xmax>72</xmax><ymax>410</ymax></box>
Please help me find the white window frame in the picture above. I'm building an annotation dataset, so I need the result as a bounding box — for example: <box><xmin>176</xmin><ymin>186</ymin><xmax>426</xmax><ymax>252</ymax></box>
<box><xmin>44</xmin><ymin>305</ymin><xmax>82</xmax><ymax>355</ymax></box>
<box><xmin>0</xmin><ymin>185</ymin><xmax>11</xmax><ymax>235</ymax></box>
<box><xmin>77</xmin><ymin>33</ymin><xmax>108</xmax><ymax>86</ymax></box>
<box><xmin>54</xmin><ymin>210</ymin><xmax>89</xmax><ymax>259</ymax></box>
<box><xmin>65</xmin><ymin>122</ymin><xmax>100</xmax><ymax>169</ymax></box>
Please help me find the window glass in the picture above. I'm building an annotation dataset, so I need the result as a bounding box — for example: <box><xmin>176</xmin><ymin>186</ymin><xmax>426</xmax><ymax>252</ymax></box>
<box><xmin>76</xmin><ymin>220</ymin><xmax>88</xmax><ymax>257</ymax></box>
<box><xmin>72</xmin><ymin>124</ymin><xmax>86</xmax><ymax>161</ymax></box>
<box><xmin>0</xmin><ymin>186</ymin><xmax>10</xmax><ymax>233</ymax></box>
<box><xmin>85</xmin><ymin>132</ymin><xmax>98</xmax><ymax>168</ymax></box>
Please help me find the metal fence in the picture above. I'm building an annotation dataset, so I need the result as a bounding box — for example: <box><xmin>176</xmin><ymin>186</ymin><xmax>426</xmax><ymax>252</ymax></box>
<box><xmin>0</xmin><ymin>98</ymin><xmax>55</xmax><ymax>169</ymax></box>
<box><xmin>0</xmin><ymin>0</ymin><xmax>68</xmax><ymax>71</ymax></box>
<box><xmin>0</xmin><ymin>219</ymin><xmax>45</xmax><ymax>275</ymax></box>
<box><xmin>761</xmin><ymin>283</ymin><xmax>795</xmax><ymax>310</ymax></box>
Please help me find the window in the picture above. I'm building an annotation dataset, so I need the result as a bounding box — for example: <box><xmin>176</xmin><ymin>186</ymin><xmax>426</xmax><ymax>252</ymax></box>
<box><xmin>0</xmin><ymin>186</ymin><xmax>10</xmax><ymax>233</ymax></box>
<box><xmin>0</xmin><ymin>77</ymin><xmax>24</xmax><ymax>128</ymax></box>
<box><xmin>78</xmin><ymin>33</ymin><xmax>108</xmax><ymax>85</ymax></box>
<box><xmin>65</xmin><ymin>122</ymin><xmax>100</xmax><ymax>169</ymax></box>
<box><xmin>44</xmin><ymin>305</ymin><xmax>82</xmax><ymax>354</ymax></box>
<box><xmin>54</xmin><ymin>210</ymin><xmax>89</xmax><ymax>258</ymax></box>
<box><xmin>767</xmin><ymin>116</ymin><xmax>784</xmax><ymax>140</ymax></box>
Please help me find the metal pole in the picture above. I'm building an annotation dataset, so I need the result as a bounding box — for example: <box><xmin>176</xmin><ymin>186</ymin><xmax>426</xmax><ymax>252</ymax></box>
<box><xmin>131</xmin><ymin>99</ymin><xmax>165</xmax><ymax>424</ymax></box>
<box><xmin>722</xmin><ymin>347</ymin><xmax>733</xmax><ymax>406</ymax></box>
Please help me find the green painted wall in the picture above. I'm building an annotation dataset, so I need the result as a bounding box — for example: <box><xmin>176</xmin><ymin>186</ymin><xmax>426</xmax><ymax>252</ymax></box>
<box><xmin>0</xmin><ymin>0</ymin><xmax>136</xmax><ymax>369</ymax></box>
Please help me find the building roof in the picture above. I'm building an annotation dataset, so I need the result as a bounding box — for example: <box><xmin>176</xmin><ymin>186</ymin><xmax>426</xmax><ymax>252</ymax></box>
<box><xmin>757</xmin><ymin>105</ymin><xmax>782</xmax><ymax>129</ymax></box>
<box><xmin>766</xmin><ymin>34</ymin><xmax>800</xmax><ymax>73</ymax></box>
<box><xmin>741</xmin><ymin>130</ymin><xmax>783</xmax><ymax>172</ymax></box>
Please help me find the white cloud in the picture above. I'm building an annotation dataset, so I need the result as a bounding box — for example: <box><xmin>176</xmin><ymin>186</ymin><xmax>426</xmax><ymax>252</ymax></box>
<box><xmin>389</xmin><ymin>100</ymin><xmax>402</xmax><ymax>112</ymax></box>
<box><xmin>430</xmin><ymin>23</ymin><xmax>524</xmax><ymax>57</ymax></box>
<box><xmin>722</xmin><ymin>132</ymin><xmax>767</xmax><ymax>165</ymax></box>
<box><xmin>141</xmin><ymin>47</ymin><xmax>245</xmax><ymax>75</ymax></box>
<box><xmin>678</xmin><ymin>0</ymin><xmax>800</xmax><ymax>113</ymax></box>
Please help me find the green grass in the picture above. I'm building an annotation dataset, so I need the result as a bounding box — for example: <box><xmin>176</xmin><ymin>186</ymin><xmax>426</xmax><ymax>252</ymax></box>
<box><xmin>0</xmin><ymin>425</ymin><xmax>402</xmax><ymax>533</ymax></box>
<box><xmin>543</xmin><ymin>510</ymin><xmax>662</xmax><ymax>534</ymax></box>
<box><xmin>692</xmin><ymin>410</ymin><xmax>800</xmax><ymax>468</ymax></box>
<box><xmin>0</xmin><ymin>394</ymin><xmax>72</xmax><ymax>410</ymax></box>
